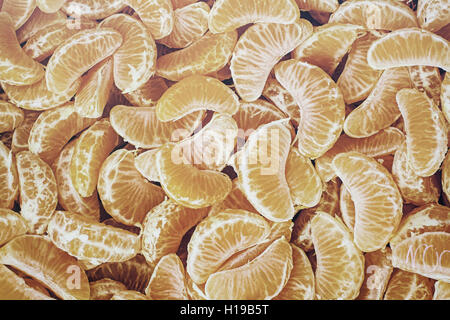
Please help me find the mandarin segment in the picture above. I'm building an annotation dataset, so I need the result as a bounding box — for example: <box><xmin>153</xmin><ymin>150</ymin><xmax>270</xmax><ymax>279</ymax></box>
<box><xmin>159</xmin><ymin>2</ymin><xmax>210</xmax><ymax>49</ymax></box>
<box><xmin>392</xmin><ymin>142</ymin><xmax>441</xmax><ymax>205</ymax></box>
<box><xmin>157</xmin><ymin>143</ymin><xmax>232</xmax><ymax>208</ymax></box>
<box><xmin>367</xmin><ymin>28</ymin><xmax>450</xmax><ymax>71</ymax></box>
<box><xmin>47</xmin><ymin>211</ymin><xmax>141</xmax><ymax>266</ymax></box>
<box><xmin>0</xmin><ymin>12</ymin><xmax>44</xmax><ymax>86</ymax></box>
<box><xmin>186</xmin><ymin>209</ymin><xmax>270</xmax><ymax>284</ymax></box>
<box><xmin>0</xmin><ymin>209</ymin><xmax>29</xmax><ymax>246</ymax></box>
<box><xmin>145</xmin><ymin>253</ymin><xmax>189</xmax><ymax>300</ymax></box>
<box><xmin>99</xmin><ymin>14</ymin><xmax>157</xmax><ymax>94</ymax></box>
<box><xmin>311</xmin><ymin>212</ymin><xmax>365</xmax><ymax>300</ymax></box>
<box><xmin>293</xmin><ymin>23</ymin><xmax>365</xmax><ymax>75</ymax></box>
<box><xmin>156</xmin><ymin>30</ymin><xmax>238</xmax><ymax>81</ymax></box>
<box><xmin>396</xmin><ymin>88</ymin><xmax>447</xmax><ymax>177</ymax></box>
<box><xmin>274</xmin><ymin>60</ymin><xmax>345</xmax><ymax>159</ymax></box>
<box><xmin>315</xmin><ymin>127</ymin><xmax>405</xmax><ymax>182</ymax></box>
<box><xmin>62</xmin><ymin>0</ymin><xmax>126</xmax><ymax>20</ymax></box>
<box><xmin>97</xmin><ymin>149</ymin><xmax>165</xmax><ymax>227</ymax></box>
<box><xmin>16</xmin><ymin>151</ymin><xmax>58</xmax><ymax>234</ymax></box>
<box><xmin>28</xmin><ymin>103</ymin><xmax>96</xmax><ymax>164</ymax></box>
<box><xmin>70</xmin><ymin>118</ymin><xmax>119</xmax><ymax>198</ymax></box>
<box><xmin>332</xmin><ymin>151</ymin><xmax>403</xmax><ymax>252</ymax></box>
<box><xmin>208</xmin><ymin>0</ymin><xmax>300</xmax><ymax>34</ymax></box>
<box><xmin>384</xmin><ymin>269</ymin><xmax>434</xmax><ymax>300</ymax></box>
<box><xmin>16</xmin><ymin>8</ymin><xmax>66</xmax><ymax>44</ymax></box>
<box><xmin>156</xmin><ymin>75</ymin><xmax>239</xmax><ymax>122</ymax></box>
<box><xmin>45</xmin><ymin>28</ymin><xmax>123</xmax><ymax>93</ymax></box>
<box><xmin>0</xmin><ymin>235</ymin><xmax>90</xmax><ymax>300</ymax></box>
<box><xmin>141</xmin><ymin>199</ymin><xmax>209</xmax><ymax>268</ymax></box>
<box><xmin>53</xmin><ymin>140</ymin><xmax>100</xmax><ymax>220</ymax></box>
<box><xmin>0</xmin><ymin>101</ymin><xmax>24</xmax><ymax>133</ymax></box>
<box><xmin>1</xmin><ymin>0</ymin><xmax>36</xmax><ymax>30</ymax></box>
<box><xmin>0</xmin><ymin>141</ymin><xmax>19</xmax><ymax>209</ymax></box>
<box><xmin>231</xmin><ymin>20</ymin><xmax>313</xmax><ymax>102</ymax></box>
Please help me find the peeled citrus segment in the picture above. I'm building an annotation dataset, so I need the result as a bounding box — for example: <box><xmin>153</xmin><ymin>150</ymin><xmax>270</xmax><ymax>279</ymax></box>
<box><xmin>110</xmin><ymin>105</ymin><xmax>204</xmax><ymax>149</ymax></box>
<box><xmin>216</xmin><ymin>219</ymin><xmax>293</xmax><ymax>272</ymax></box>
<box><xmin>159</xmin><ymin>2</ymin><xmax>210</xmax><ymax>49</ymax></box>
<box><xmin>262</xmin><ymin>77</ymin><xmax>300</xmax><ymax>126</ymax></box>
<box><xmin>28</xmin><ymin>103</ymin><xmax>96</xmax><ymax>164</ymax></box>
<box><xmin>0</xmin><ymin>101</ymin><xmax>24</xmax><ymax>134</ymax></box>
<box><xmin>0</xmin><ymin>209</ymin><xmax>29</xmax><ymax>246</ymax></box>
<box><xmin>339</xmin><ymin>185</ymin><xmax>355</xmax><ymax>232</ymax></box>
<box><xmin>274</xmin><ymin>59</ymin><xmax>345</xmax><ymax>159</ymax></box>
<box><xmin>274</xmin><ymin>243</ymin><xmax>315</xmax><ymax>300</ymax></box>
<box><xmin>99</xmin><ymin>14</ymin><xmax>157</xmax><ymax>94</ymax></box>
<box><xmin>231</xmin><ymin>20</ymin><xmax>313</xmax><ymax>102</ymax></box>
<box><xmin>367</xmin><ymin>28</ymin><xmax>450</xmax><ymax>71</ymax></box>
<box><xmin>0</xmin><ymin>12</ymin><xmax>44</xmax><ymax>86</ymax></box>
<box><xmin>433</xmin><ymin>280</ymin><xmax>450</xmax><ymax>300</ymax></box>
<box><xmin>74</xmin><ymin>58</ymin><xmax>113</xmax><ymax>119</ymax></box>
<box><xmin>156</xmin><ymin>75</ymin><xmax>239</xmax><ymax>122</ymax></box>
<box><xmin>205</xmin><ymin>237</ymin><xmax>293</xmax><ymax>300</ymax></box>
<box><xmin>384</xmin><ymin>269</ymin><xmax>434</xmax><ymax>300</ymax></box>
<box><xmin>2</xmin><ymin>77</ymin><xmax>81</xmax><ymax>111</ymax></box>
<box><xmin>357</xmin><ymin>247</ymin><xmax>393</xmax><ymax>300</ymax></box>
<box><xmin>47</xmin><ymin>210</ymin><xmax>141</xmax><ymax>265</ymax></box>
<box><xmin>124</xmin><ymin>76</ymin><xmax>168</xmax><ymax>108</ymax></box>
<box><xmin>311</xmin><ymin>212</ymin><xmax>364</xmax><ymax>300</ymax></box>
<box><xmin>86</xmin><ymin>255</ymin><xmax>153</xmax><ymax>293</ymax></box>
<box><xmin>293</xmin><ymin>23</ymin><xmax>365</xmax><ymax>75</ymax></box>
<box><xmin>0</xmin><ymin>235</ymin><xmax>90</xmax><ymax>300</ymax></box>
<box><xmin>286</xmin><ymin>148</ymin><xmax>322</xmax><ymax>209</ymax></box>
<box><xmin>23</xmin><ymin>19</ymin><xmax>98</xmax><ymax>62</ymax></box>
<box><xmin>124</xmin><ymin>0</ymin><xmax>174</xmax><ymax>39</ymax></box>
<box><xmin>233</xmin><ymin>99</ymin><xmax>291</xmax><ymax>146</ymax></box>
<box><xmin>417</xmin><ymin>0</ymin><xmax>450</xmax><ymax>32</ymax></box>
<box><xmin>315</xmin><ymin>127</ymin><xmax>405</xmax><ymax>182</ymax></box>
<box><xmin>236</xmin><ymin>119</ymin><xmax>294</xmax><ymax>222</ymax></box>
<box><xmin>11</xmin><ymin>111</ymin><xmax>40</xmax><ymax>153</ymax></box>
<box><xmin>157</xmin><ymin>143</ymin><xmax>232</xmax><ymax>208</ymax></box>
<box><xmin>295</xmin><ymin>0</ymin><xmax>338</xmax><ymax>12</ymax></box>
<box><xmin>62</xmin><ymin>0</ymin><xmax>126</xmax><ymax>20</ymax></box>
<box><xmin>145</xmin><ymin>253</ymin><xmax>189</xmax><ymax>300</ymax></box>
<box><xmin>176</xmin><ymin>114</ymin><xmax>238</xmax><ymax>171</ymax></box>
<box><xmin>141</xmin><ymin>199</ymin><xmax>209</xmax><ymax>267</ymax></box>
<box><xmin>16</xmin><ymin>151</ymin><xmax>57</xmax><ymax>234</ymax></box>
<box><xmin>396</xmin><ymin>88</ymin><xmax>447</xmax><ymax>177</ymax></box>
<box><xmin>97</xmin><ymin>149</ymin><xmax>165</xmax><ymax>227</ymax></box>
<box><xmin>392</xmin><ymin>142</ymin><xmax>441</xmax><ymax>205</ymax></box>
<box><xmin>291</xmin><ymin>178</ymin><xmax>341</xmax><ymax>252</ymax></box>
<box><xmin>343</xmin><ymin>67</ymin><xmax>412</xmax><ymax>138</ymax></box>
<box><xmin>135</xmin><ymin>148</ymin><xmax>160</xmax><ymax>182</ymax></box>
<box><xmin>337</xmin><ymin>31</ymin><xmax>384</xmax><ymax>104</ymax></box>
<box><xmin>0</xmin><ymin>264</ymin><xmax>54</xmax><ymax>300</ymax></box>
<box><xmin>16</xmin><ymin>8</ymin><xmax>66</xmax><ymax>44</ymax></box>
<box><xmin>89</xmin><ymin>278</ymin><xmax>127</xmax><ymax>300</ymax></box>
<box><xmin>409</xmin><ymin>65</ymin><xmax>442</xmax><ymax>107</ymax></box>
<box><xmin>442</xmin><ymin>73</ymin><xmax>450</xmax><ymax>124</ymax></box>
<box><xmin>70</xmin><ymin>118</ymin><xmax>118</xmax><ymax>198</ymax></box>
<box><xmin>329</xmin><ymin>0</ymin><xmax>418</xmax><ymax>30</ymax></box>
<box><xmin>392</xmin><ymin>231</ymin><xmax>449</xmax><ymax>281</ymax></box>
<box><xmin>333</xmin><ymin>152</ymin><xmax>403</xmax><ymax>252</ymax></box>
<box><xmin>1</xmin><ymin>0</ymin><xmax>36</xmax><ymax>30</ymax></box>
<box><xmin>37</xmin><ymin>0</ymin><xmax>65</xmax><ymax>13</ymax></box>
<box><xmin>443</xmin><ymin>152</ymin><xmax>450</xmax><ymax>201</ymax></box>
<box><xmin>45</xmin><ymin>28</ymin><xmax>123</xmax><ymax>93</ymax></box>
<box><xmin>156</xmin><ymin>30</ymin><xmax>238</xmax><ymax>81</ymax></box>
<box><xmin>111</xmin><ymin>290</ymin><xmax>150</xmax><ymax>300</ymax></box>
<box><xmin>186</xmin><ymin>209</ymin><xmax>270</xmax><ymax>284</ymax></box>
<box><xmin>390</xmin><ymin>203</ymin><xmax>450</xmax><ymax>246</ymax></box>
<box><xmin>53</xmin><ymin>140</ymin><xmax>100</xmax><ymax>220</ymax></box>
<box><xmin>208</xmin><ymin>0</ymin><xmax>300</xmax><ymax>34</ymax></box>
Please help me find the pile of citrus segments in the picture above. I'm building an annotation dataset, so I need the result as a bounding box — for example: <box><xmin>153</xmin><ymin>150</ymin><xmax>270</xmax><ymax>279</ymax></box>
<box><xmin>0</xmin><ymin>0</ymin><xmax>449</xmax><ymax>300</ymax></box>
